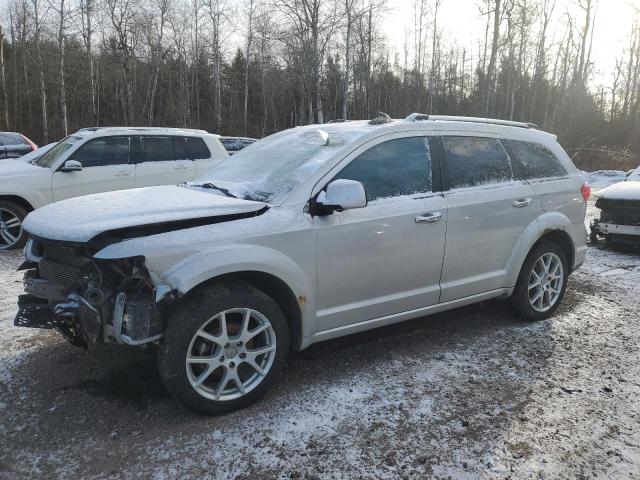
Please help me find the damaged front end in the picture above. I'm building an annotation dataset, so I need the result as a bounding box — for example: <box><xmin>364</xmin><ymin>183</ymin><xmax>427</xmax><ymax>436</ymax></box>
<box><xmin>590</xmin><ymin>197</ymin><xmax>640</xmax><ymax>245</ymax></box>
<box><xmin>14</xmin><ymin>238</ymin><xmax>174</xmax><ymax>348</ymax></box>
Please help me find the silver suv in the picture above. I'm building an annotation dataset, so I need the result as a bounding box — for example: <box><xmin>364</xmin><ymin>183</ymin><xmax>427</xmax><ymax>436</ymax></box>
<box><xmin>15</xmin><ymin>115</ymin><xmax>588</xmax><ymax>414</ymax></box>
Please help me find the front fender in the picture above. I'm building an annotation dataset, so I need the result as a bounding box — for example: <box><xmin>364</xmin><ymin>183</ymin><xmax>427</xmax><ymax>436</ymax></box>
<box><xmin>504</xmin><ymin>212</ymin><xmax>575</xmax><ymax>288</ymax></box>
<box><xmin>151</xmin><ymin>244</ymin><xmax>317</xmax><ymax>343</ymax></box>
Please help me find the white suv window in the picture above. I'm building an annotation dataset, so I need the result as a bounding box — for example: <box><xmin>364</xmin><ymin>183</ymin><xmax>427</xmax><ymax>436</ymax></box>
<box><xmin>71</xmin><ymin>136</ymin><xmax>130</xmax><ymax>167</ymax></box>
<box><xmin>443</xmin><ymin>136</ymin><xmax>512</xmax><ymax>188</ymax></box>
<box><xmin>333</xmin><ymin>137</ymin><xmax>432</xmax><ymax>201</ymax></box>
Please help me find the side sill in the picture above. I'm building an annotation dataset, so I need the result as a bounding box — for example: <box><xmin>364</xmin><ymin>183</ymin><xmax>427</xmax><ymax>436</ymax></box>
<box><xmin>311</xmin><ymin>288</ymin><xmax>510</xmax><ymax>344</ymax></box>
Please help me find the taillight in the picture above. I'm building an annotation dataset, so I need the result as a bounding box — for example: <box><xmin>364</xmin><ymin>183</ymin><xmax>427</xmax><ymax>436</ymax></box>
<box><xmin>581</xmin><ymin>182</ymin><xmax>591</xmax><ymax>202</ymax></box>
<box><xmin>20</xmin><ymin>134</ymin><xmax>37</xmax><ymax>151</ymax></box>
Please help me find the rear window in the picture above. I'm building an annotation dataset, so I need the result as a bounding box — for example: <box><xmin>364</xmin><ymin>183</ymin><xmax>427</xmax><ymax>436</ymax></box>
<box><xmin>0</xmin><ymin>133</ymin><xmax>26</xmax><ymax>146</ymax></box>
<box><xmin>505</xmin><ymin>140</ymin><xmax>567</xmax><ymax>179</ymax></box>
<box><xmin>185</xmin><ymin>137</ymin><xmax>211</xmax><ymax>159</ymax></box>
<box><xmin>443</xmin><ymin>136</ymin><xmax>513</xmax><ymax>188</ymax></box>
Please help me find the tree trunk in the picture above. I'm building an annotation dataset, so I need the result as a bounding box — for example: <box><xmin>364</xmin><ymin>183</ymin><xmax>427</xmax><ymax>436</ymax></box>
<box><xmin>58</xmin><ymin>0</ymin><xmax>68</xmax><ymax>136</ymax></box>
<box><xmin>0</xmin><ymin>25</ymin><xmax>9</xmax><ymax>129</ymax></box>
<box><xmin>243</xmin><ymin>0</ymin><xmax>255</xmax><ymax>136</ymax></box>
<box><xmin>484</xmin><ymin>0</ymin><xmax>501</xmax><ymax>117</ymax></box>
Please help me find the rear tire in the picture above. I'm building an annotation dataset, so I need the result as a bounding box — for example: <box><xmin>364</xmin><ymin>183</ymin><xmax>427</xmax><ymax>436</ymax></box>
<box><xmin>158</xmin><ymin>281</ymin><xmax>289</xmax><ymax>415</ymax></box>
<box><xmin>510</xmin><ymin>242</ymin><xmax>569</xmax><ymax>321</ymax></box>
<box><xmin>0</xmin><ymin>201</ymin><xmax>28</xmax><ymax>251</ymax></box>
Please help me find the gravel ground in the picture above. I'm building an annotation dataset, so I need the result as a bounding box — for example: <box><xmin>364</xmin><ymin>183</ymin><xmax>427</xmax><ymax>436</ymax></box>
<box><xmin>1</xmin><ymin>199</ymin><xmax>639</xmax><ymax>479</ymax></box>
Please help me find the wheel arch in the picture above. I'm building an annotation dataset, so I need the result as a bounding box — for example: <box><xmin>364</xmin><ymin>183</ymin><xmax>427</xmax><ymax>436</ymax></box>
<box><xmin>505</xmin><ymin>213</ymin><xmax>578</xmax><ymax>287</ymax></box>
<box><xmin>0</xmin><ymin>195</ymin><xmax>34</xmax><ymax>213</ymax></box>
<box><xmin>529</xmin><ymin>229</ymin><xmax>575</xmax><ymax>272</ymax></box>
<box><xmin>190</xmin><ymin>270</ymin><xmax>304</xmax><ymax>352</ymax></box>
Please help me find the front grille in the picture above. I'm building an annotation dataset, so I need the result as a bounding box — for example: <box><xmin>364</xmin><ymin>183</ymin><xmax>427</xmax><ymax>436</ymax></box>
<box><xmin>38</xmin><ymin>258</ymin><xmax>81</xmax><ymax>286</ymax></box>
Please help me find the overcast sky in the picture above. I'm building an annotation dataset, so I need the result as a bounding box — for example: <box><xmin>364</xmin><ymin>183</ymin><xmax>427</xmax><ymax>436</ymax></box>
<box><xmin>382</xmin><ymin>0</ymin><xmax>637</xmax><ymax>87</ymax></box>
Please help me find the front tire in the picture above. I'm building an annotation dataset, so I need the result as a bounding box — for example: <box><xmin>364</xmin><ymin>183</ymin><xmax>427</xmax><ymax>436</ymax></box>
<box><xmin>0</xmin><ymin>201</ymin><xmax>28</xmax><ymax>251</ymax></box>
<box><xmin>510</xmin><ymin>242</ymin><xmax>569</xmax><ymax>321</ymax></box>
<box><xmin>158</xmin><ymin>282</ymin><xmax>289</xmax><ymax>415</ymax></box>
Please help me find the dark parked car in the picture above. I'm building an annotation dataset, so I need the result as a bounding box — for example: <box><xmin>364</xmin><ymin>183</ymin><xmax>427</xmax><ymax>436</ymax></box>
<box><xmin>219</xmin><ymin>136</ymin><xmax>257</xmax><ymax>155</ymax></box>
<box><xmin>0</xmin><ymin>132</ymin><xmax>37</xmax><ymax>159</ymax></box>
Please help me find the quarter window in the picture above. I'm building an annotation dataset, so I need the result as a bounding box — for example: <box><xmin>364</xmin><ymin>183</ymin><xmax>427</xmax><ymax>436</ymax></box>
<box><xmin>72</xmin><ymin>136</ymin><xmax>130</xmax><ymax>167</ymax></box>
<box><xmin>504</xmin><ymin>140</ymin><xmax>567</xmax><ymax>179</ymax></box>
<box><xmin>443</xmin><ymin>136</ymin><xmax>512</xmax><ymax>188</ymax></box>
<box><xmin>333</xmin><ymin>137</ymin><xmax>432</xmax><ymax>201</ymax></box>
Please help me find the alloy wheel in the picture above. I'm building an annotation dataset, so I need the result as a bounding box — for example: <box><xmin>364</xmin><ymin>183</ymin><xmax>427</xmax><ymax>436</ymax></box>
<box><xmin>0</xmin><ymin>207</ymin><xmax>22</xmax><ymax>250</ymax></box>
<box><xmin>528</xmin><ymin>252</ymin><xmax>564</xmax><ymax>312</ymax></box>
<box><xmin>185</xmin><ymin>308</ymin><xmax>277</xmax><ymax>401</ymax></box>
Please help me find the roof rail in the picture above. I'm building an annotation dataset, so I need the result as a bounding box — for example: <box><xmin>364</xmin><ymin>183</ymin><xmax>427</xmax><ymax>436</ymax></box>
<box><xmin>404</xmin><ymin>113</ymin><xmax>540</xmax><ymax>130</ymax></box>
<box><xmin>77</xmin><ymin>126</ymin><xmax>210</xmax><ymax>134</ymax></box>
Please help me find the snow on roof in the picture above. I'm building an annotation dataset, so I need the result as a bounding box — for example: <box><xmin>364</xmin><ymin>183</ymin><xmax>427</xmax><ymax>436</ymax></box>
<box><xmin>76</xmin><ymin>127</ymin><xmax>211</xmax><ymax>137</ymax></box>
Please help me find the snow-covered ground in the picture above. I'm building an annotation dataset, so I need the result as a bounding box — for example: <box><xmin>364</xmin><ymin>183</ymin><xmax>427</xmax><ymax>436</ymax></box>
<box><xmin>1</xmin><ymin>195</ymin><xmax>639</xmax><ymax>479</ymax></box>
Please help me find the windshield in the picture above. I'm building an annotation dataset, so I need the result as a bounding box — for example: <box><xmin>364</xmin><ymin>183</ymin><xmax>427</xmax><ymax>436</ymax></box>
<box><xmin>35</xmin><ymin>135</ymin><xmax>82</xmax><ymax>167</ymax></box>
<box><xmin>191</xmin><ymin>129</ymin><xmax>354</xmax><ymax>203</ymax></box>
<box><xmin>629</xmin><ymin>166</ymin><xmax>640</xmax><ymax>180</ymax></box>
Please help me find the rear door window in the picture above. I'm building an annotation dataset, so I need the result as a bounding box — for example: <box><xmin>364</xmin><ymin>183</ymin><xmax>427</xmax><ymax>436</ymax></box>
<box><xmin>72</xmin><ymin>136</ymin><xmax>130</xmax><ymax>167</ymax></box>
<box><xmin>504</xmin><ymin>140</ymin><xmax>567</xmax><ymax>179</ymax></box>
<box><xmin>333</xmin><ymin>136</ymin><xmax>432</xmax><ymax>201</ymax></box>
<box><xmin>442</xmin><ymin>136</ymin><xmax>513</xmax><ymax>188</ymax></box>
<box><xmin>185</xmin><ymin>137</ymin><xmax>211</xmax><ymax>159</ymax></box>
<box><xmin>136</xmin><ymin>136</ymin><xmax>174</xmax><ymax>162</ymax></box>
<box><xmin>173</xmin><ymin>137</ymin><xmax>189</xmax><ymax>159</ymax></box>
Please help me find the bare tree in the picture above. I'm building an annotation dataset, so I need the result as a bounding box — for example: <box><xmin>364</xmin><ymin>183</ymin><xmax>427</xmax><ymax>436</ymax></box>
<box><xmin>79</xmin><ymin>0</ymin><xmax>97</xmax><ymax>124</ymax></box>
<box><xmin>0</xmin><ymin>25</ymin><xmax>9</xmax><ymax>129</ymax></box>
<box><xmin>32</xmin><ymin>0</ymin><xmax>48</xmax><ymax>142</ymax></box>
<box><xmin>51</xmin><ymin>0</ymin><xmax>69</xmax><ymax>135</ymax></box>
<box><xmin>105</xmin><ymin>0</ymin><xmax>139</xmax><ymax>125</ymax></box>
<box><xmin>243</xmin><ymin>0</ymin><xmax>256</xmax><ymax>135</ymax></box>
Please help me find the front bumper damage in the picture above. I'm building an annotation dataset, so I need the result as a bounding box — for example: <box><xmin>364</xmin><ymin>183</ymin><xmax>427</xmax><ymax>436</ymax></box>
<box><xmin>590</xmin><ymin>197</ymin><xmax>640</xmax><ymax>245</ymax></box>
<box><xmin>14</xmin><ymin>238</ymin><xmax>173</xmax><ymax>348</ymax></box>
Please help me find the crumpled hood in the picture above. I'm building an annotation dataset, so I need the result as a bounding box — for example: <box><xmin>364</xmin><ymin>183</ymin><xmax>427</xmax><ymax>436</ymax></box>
<box><xmin>23</xmin><ymin>185</ymin><xmax>268</xmax><ymax>243</ymax></box>
<box><xmin>595</xmin><ymin>180</ymin><xmax>640</xmax><ymax>201</ymax></box>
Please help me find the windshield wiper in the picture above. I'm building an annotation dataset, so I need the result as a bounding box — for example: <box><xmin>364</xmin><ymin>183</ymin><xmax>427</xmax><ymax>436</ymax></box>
<box><xmin>193</xmin><ymin>182</ymin><xmax>238</xmax><ymax>199</ymax></box>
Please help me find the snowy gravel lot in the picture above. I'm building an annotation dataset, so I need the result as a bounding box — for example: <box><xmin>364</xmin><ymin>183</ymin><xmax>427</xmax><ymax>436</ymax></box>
<box><xmin>1</xmin><ymin>197</ymin><xmax>639</xmax><ymax>479</ymax></box>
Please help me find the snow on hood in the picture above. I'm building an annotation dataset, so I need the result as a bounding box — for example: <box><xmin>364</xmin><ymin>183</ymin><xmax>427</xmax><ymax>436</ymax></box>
<box><xmin>595</xmin><ymin>180</ymin><xmax>640</xmax><ymax>201</ymax></box>
<box><xmin>0</xmin><ymin>158</ymin><xmax>42</xmax><ymax>176</ymax></box>
<box><xmin>23</xmin><ymin>185</ymin><xmax>267</xmax><ymax>243</ymax></box>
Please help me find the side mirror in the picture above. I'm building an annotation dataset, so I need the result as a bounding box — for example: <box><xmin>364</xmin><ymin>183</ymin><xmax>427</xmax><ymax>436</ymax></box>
<box><xmin>314</xmin><ymin>179</ymin><xmax>367</xmax><ymax>215</ymax></box>
<box><xmin>61</xmin><ymin>160</ymin><xmax>83</xmax><ymax>172</ymax></box>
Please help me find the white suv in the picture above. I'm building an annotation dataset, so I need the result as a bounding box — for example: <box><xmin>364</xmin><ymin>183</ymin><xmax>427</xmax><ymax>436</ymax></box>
<box><xmin>0</xmin><ymin>127</ymin><xmax>228</xmax><ymax>250</ymax></box>
<box><xmin>15</xmin><ymin>115</ymin><xmax>588</xmax><ymax>414</ymax></box>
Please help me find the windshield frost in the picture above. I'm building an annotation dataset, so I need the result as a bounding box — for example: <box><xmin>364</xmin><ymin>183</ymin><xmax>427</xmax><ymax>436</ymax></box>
<box><xmin>35</xmin><ymin>135</ymin><xmax>81</xmax><ymax>167</ymax></box>
<box><xmin>191</xmin><ymin>129</ymin><xmax>349</xmax><ymax>203</ymax></box>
